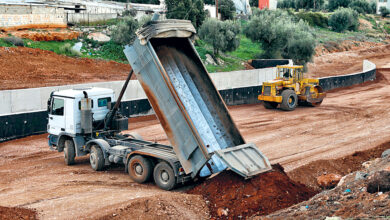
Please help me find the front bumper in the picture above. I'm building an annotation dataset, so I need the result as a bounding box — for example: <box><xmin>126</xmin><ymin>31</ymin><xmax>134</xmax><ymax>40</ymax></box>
<box><xmin>258</xmin><ymin>95</ymin><xmax>283</xmax><ymax>103</ymax></box>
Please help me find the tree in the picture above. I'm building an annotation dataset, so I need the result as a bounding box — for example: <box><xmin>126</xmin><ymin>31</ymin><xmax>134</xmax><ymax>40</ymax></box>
<box><xmin>348</xmin><ymin>0</ymin><xmax>371</xmax><ymax>14</ymax></box>
<box><xmin>244</xmin><ymin>10</ymin><xmax>316</xmax><ymax>65</ymax></box>
<box><xmin>369</xmin><ymin>1</ymin><xmax>377</xmax><ymax>14</ymax></box>
<box><xmin>198</xmin><ymin>19</ymin><xmax>241</xmax><ymax>56</ymax></box>
<box><xmin>327</xmin><ymin>0</ymin><xmax>351</xmax><ymax>11</ymax></box>
<box><xmin>165</xmin><ymin>0</ymin><xmax>207</xmax><ymax>28</ymax></box>
<box><xmin>328</xmin><ymin>7</ymin><xmax>359</xmax><ymax>32</ymax></box>
<box><xmin>111</xmin><ymin>16</ymin><xmax>139</xmax><ymax>45</ymax></box>
<box><xmin>380</xmin><ymin>6</ymin><xmax>390</xmax><ymax>17</ymax></box>
<box><xmin>219</xmin><ymin>0</ymin><xmax>236</xmax><ymax>20</ymax></box>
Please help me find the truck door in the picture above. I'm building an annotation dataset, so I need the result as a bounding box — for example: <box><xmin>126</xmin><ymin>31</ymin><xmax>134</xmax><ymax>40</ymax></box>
<box><xmin>48</xmin><ymin>97</ymin><xmax>66</xmax><ymax>135</ymax></box>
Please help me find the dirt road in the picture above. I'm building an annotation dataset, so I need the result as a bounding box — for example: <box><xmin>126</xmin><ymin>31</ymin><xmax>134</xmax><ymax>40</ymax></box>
<box><xmin>0</xmin><ymin>45</ymin><xmax>389</xmax><ymax>219</ymax></box>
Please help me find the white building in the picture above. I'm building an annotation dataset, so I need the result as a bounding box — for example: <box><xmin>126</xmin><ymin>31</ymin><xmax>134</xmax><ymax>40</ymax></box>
<box><xmin>377</xmin><ymin>0</ymin><xmax>390</xmax><ymax>14</ymax></box>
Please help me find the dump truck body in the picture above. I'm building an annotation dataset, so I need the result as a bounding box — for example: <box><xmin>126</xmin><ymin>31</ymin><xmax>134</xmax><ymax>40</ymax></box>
<box><xmin>124</xmin><ymin>20</ymin><xmax>271</xmax><ymax>178</ymax></box>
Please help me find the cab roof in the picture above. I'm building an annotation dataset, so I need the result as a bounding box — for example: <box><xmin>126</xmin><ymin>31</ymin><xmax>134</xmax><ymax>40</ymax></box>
<box><xmin>52</xmin><ymin>87</ymin><xmax>114</xmax><ymax>99</ymax></box>
<box><xmin>276</xmin><ymin>65</ymin><xmax>304</xmax><ymax>69</ymax></box>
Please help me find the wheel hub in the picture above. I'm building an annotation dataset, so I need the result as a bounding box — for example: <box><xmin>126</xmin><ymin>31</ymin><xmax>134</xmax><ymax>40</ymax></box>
<box><xmin>135</xmin><ymin>164</ymin><xmax>143</xmax><ymax>175</ymax></box>
<box><xmin>161</xmin><ymin>171</ymin><xmax>169</xmax><ymax>182</ymax></box>
<box><xmin>90</xmin><ymin>154</ymin><xmax>96</xmax><ymax>166</ymax></box>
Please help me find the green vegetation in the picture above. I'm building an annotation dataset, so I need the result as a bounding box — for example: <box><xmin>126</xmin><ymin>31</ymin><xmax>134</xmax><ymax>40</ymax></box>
<box><xmin>244</xmin><ymin>10</ymin><xmax>316</xmax><ymax>65</ymax></box>
<box><xmin>329</xmin><ymin>7</ymin><xmax>359</xmax><ymax>32</ymax></box>
<box><xmin>77</xmin><ymin>18</ymin><xmax>119</xmax><ymax>27</ymax></box>
<box><xmin>165</xmin><ymin>0</ymin><xmax>206</xmax><ymax>28</ymax></box>
<box><xmin>24</xmin><ymin>39</ymin><xmax>76</xmax><ymax>54</ymax></box>
<box><xmin>380</xmin><ymin>6</ymin><xmax>390</xmax><ymax>18</ymax></box>
<box><xmin>0</xmin><ymin>38</ymin><xmax>15</xmax><ymax>47</ymax></box>
<box><xmin>296</xmin><ymin>11</ymin><xmax>328</xmax><ymax>28</ymax></box>
<box><xmin>111</xmin><ymin>16</ymin><xmax>139</xmax><ymax>45</ymax></box>
<box><xmin>218</xmin><ymin>0</ymin><xmax>236</xmax><ymax>20</ymax></box>
<box><xmin>198</xmin><ymin>19</ymin><xmax>240</xmax><ymax>56</ymax></box>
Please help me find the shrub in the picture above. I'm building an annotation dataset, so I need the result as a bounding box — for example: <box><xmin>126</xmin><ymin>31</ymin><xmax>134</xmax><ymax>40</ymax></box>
<box><xmin>59</xmin><ymin>43</ymin><xmax>81</xmax><ymax>57</ymax></box>
<box><xmin>296</xmin><ymin>11</ymin><xmax>328</xmax><ymax>28</ymax></box>
<box><xmin>244</xmin><ymin>10</ymin><xmax>315</xmax><ymax>65</ymax></box>
<box><xmin>328</xmin><ymin>0</ymin><xmax>351</xmax><ymax>11</ymax></box>
<box><xmin>3</xmin><ymin>37</ymin><xmax>24</xmax><ymax>46</ymax></box>
<box><xmin>111</xmin><ymin>16</ymin><xmax>139</xmax><ymax>45</ymax></box>
<box><xmin>122</xmin><ymin>9</ymin><xmax>137</xmax><ymax>17</ymax></box>
<box><xmin>348</xmin><ymin>0</ymin><xmax>372</xmax><ymax>14</ymax></box>
<box><xmin>380</xmin><ymin>6</ymin><xmax>390</xmax><ymax>17</ymax></box>
<box><xmin>219</xmin><ymin>0</ymin><xmax>236</xmax><ymax>20</ymax></box>
<box><xmin>328</xmin><ymin>7</ymin><xmax>359</xmax><ymax>32</ymax></box>
<box><xmin>198</xmin><ymin>19</ymin><xmax>240</xmax><ymax>56</ymax></box>
<box><xmin>370</xmin><ymin>1</ymin><xmax>377</xmax><ymax>14</ymax></box>
<box><xmin>165</xmin><ymin>0</ymin><xmax>206</xmax><ymax>28</ymax></box>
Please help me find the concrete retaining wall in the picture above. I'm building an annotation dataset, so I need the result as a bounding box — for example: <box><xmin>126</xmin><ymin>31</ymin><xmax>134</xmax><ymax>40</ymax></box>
<box><xmin>67</xmin><ymin>13</ymin><xmax>118</xmax><ymax>24</ymax></box>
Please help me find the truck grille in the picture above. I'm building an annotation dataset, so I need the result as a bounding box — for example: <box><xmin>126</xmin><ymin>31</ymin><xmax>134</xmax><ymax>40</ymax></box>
<box><xmin>263</xmin><ymin>86</ymin><xmax>271</xmax><ymax>96</ymax></box>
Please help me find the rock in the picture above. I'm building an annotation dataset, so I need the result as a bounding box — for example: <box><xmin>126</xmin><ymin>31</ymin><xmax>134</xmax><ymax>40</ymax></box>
<box><xmin>367</xmin><ymin>171</ymin><xmax>390</xmax><ymax>193</ymax></box>
<box><xmin>325</xmin><ymin>217</ymin><xmax>341</xmax><ymax>220</ymax></box>
<box><xmin>87</xmin><ymin>32</ymin><xmax>111</xmax><ymax>42</ymax></box>
<box><xmin>216</xmin><ymin>57</ymin><xmax>224</xmax><ymax>65</ymax></box>
<box><xmin>217</xmin><ymin>208</ymin><xmax>228</xmax><ymax>217</ymax></box>
<box><xmin>355</xmin><ymin>171</ymin><xmax>368</xmax><ymax>181</ymax></box>
<box><xmin>381</xmin><ymin>149</ymin><xmax>390</xmax><ymax>158</ymax></box>
<box><xmin>317</xmin><ymin>173</ymin><xmax>343</xmax><ymax>189</ymax></box>
<box><xmin>362</xmin><ymin>160</ymin><xmax>373</xmax><ymax>169</ymax></box>
<box><xmin>72</xmin><ymin>42</ymin><xmax>83</xmax><ymax>53</ymax></box>
<box><xmin>384</xmin><ymin>166</ymin><xmax>390</xmax><ymax>172</ymax></box>
<box><xmin>205</xmin><ymin>54</ymin><xmax>216</xmax><ymax>65</ymax></box>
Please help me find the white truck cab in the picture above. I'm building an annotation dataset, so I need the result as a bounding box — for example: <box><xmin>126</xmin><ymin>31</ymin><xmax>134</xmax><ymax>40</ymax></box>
<box><xmin>47</xmin><ymin>87</ymin><xmax>115</xmax><ymax>136</ymax></box>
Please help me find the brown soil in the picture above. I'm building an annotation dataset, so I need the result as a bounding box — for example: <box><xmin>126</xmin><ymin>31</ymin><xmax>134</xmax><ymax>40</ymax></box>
<box><xmin>0</xmin><ymin>206</ymin><xmax>38</xmax><ymax>220</ymax></box>
<box><xmin>0</xmin><ymin>47</ymin><xmax>132</xmax><ymax>90</ymax></box>
<box><xmin>0</xmin><ymin>29</ymin><xmax>80</xmax><ymax>41</ymax></box>
<box><xmin>0</xmin><ymin>24</ymin><xmax>68</xmax><ymax>32</ymax></box>
<box><xmin>288</xmin><ymin>140</ymin><xmax>390</xmax><ymax>190</ymax></box>
<box><xmin>187</xmin><ymin>164</ymin><xmax>318</xmax><ymax>219</ymax></box>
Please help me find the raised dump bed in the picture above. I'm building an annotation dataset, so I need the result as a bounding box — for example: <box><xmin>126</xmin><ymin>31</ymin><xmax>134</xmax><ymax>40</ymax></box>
<box><xmin>124</xmin><ymin>19</ymin><xmax>271</xmax><ymax>178</ymax></box>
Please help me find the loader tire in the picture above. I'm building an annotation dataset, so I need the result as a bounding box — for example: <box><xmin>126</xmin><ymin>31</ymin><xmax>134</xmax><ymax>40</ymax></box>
<box><xmin>153</xmin><ymin>162</ymin><xmax>177</xmax><ymax>191</ymax></box>
<box><xmin>263</xmin><ymin>101</ymin><xmax>278</xmax><ymax>109</ymax></box>
<box><xmin>64</xmin><ymin>139</ymin><xmax>75</xmax><ymax>165</ymax></box>
<box><xmin>280</xmin><ymin>90</ymin><xmax>298</xmax><ymax>111</ymax></box>
<box><xmin>128</xmin><ymin>155</ymin><xmax>153</xmax><ymax>183</ymax></box>
<box><xmin>90</xmin><ymin>146</ymin><xmax>104</xmax><ymax>171</ymax></box>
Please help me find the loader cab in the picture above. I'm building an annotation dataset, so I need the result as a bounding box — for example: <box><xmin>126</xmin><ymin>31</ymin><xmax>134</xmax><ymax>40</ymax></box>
<box><xmin>47</xmin><ymin>88</ymin><xmax>115</xmax><ymax>136</ymax></box>
<box><xmin>277</xmin><ymin>65</ymin><xmax>304</xmax><ymax>82</ymax></box>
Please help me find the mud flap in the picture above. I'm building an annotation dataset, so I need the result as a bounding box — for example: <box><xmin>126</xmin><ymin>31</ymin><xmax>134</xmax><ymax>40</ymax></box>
<box><xmin>214</xmin><ymin>143</ymin><xmax>272</xmax><ymax>179</ymax></box>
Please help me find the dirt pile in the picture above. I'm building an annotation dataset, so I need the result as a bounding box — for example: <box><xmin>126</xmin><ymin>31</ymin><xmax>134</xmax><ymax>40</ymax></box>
<box><xmin>187</xmin><ymin>164</ymin><xmax>318</xmax><ymax>219</ymax></box>
<box><xmin>0</xmin><ymin>29</ymin><xmax>80</xmax><ymax>41</ymax></box>
<box><xmin>288</xmin><ymin>140</ymin><xmax>390</xmax><ymax>190</ymax></box>
<box><xmin>0</xmin><ymin>47</ymin><xmax>132</xmax><ymax>90</ymax></box>
<box><xmin>263</xmin><ymin>149</ymin><xmax>390</xmax><ymax>219</ymax></box>
<box><xmin>0</xmin><ymin>206</ymin><xmax>38</xmax><ymax>220</ymax></box>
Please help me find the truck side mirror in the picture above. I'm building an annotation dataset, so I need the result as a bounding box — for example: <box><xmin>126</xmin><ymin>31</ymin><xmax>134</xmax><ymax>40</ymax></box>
<box><xmin>47</xmin><ymin>98</ymin><xmax>52</xmax><ymax>113</ymax></box>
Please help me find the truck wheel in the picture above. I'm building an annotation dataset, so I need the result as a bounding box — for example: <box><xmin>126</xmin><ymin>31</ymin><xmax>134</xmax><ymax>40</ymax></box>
<box><xmin>90</xmin><ymin>146</ymin><xmax>104</xmax><ymax>171</ymax></box>
<box><xmin>128</xmin><ymin>155</ymin><xmax>153</xmax><ymax>183</ymax></box>
<box><xmin>64</xmin><ymin>139</ymin><xmax>75</xmax><ymax>165</ymax></box>
<box><xmin>263</xmin><ymin>101</ymin><xmax>278</xmax><ymax>109</ymax></box>
<box><xmin>280</xmin><ymin>90</ymin><xmax>298</xmax><ymax>111</ymax></box>
<box><xmin>153</xmin><ymin>162</ymin><xmax>177</xmax><ymax>191</ymax></box>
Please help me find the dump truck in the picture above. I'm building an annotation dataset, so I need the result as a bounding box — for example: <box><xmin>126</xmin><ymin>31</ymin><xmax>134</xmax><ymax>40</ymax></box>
<box><xmin>258</xmin><ymin>65</ymin><xmax>326</xmax><ymax>111</ymax></box>
<box><xmin>47</xmin><ymin>17</ymin><xmax>272</xmax><ymax>190</ymax></box>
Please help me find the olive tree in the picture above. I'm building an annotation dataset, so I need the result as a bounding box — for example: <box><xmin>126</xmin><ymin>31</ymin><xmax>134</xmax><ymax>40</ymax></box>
<box><xmin>165</xmin><ymin>0</ymin><xmax>207</xmax><ymax>28</ymax></box>
<box><xmin>111</xmin><ymin>16</ymin><xmax>139</xmax><ymax>45</ymax></box>
<box><xmin>328</xmin><ymin>7</ymin><xmax>359</xmax><ymax>32</ymax></box>
<box><xmin>198</xmin><ymin>18</ymin><xmax>240</xmax><ymax>56</ymax></box>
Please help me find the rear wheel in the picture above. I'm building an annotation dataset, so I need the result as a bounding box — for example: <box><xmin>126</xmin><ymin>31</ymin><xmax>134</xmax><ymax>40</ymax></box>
<box><xmin>263</xmin><ymin>101</ymin><xmax>278</xmax><ymax>109</ymax></box>
<box><xmin>280</xmin><ymin>90</ymin><xmax>298</xmax><ymax>111</ymax></box>
<box><xmin>153</xmin><ymin>162</ymin><xmax>177</xmax><ymax>191</ymax></box>
<box><xmin>128</xmin><ymin>155</ymin><xmax>153</xmax><ymax>183</ymax></box>
<box><xmin>90</xmin><ymin>146</ymin><xmax>104</xmax><ymax>171</ymax></box>
<box><xmin>64</xmin><ymin>139</ymin><xmax>75</xmax><ymax>165</ymax></box>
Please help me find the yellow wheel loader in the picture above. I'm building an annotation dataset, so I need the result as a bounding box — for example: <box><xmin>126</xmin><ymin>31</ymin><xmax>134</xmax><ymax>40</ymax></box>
<box><xmin>258</xmin><ymin>65</ymin><xmax>326</xmax><ymax>111</ymax></box>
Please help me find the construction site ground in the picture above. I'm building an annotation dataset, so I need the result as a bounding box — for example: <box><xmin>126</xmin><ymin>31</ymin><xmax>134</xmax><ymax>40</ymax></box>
<box><xmin>0</xmin><ymin>43</ymin><xmax>390</xmax><ymax>219</ymax></box>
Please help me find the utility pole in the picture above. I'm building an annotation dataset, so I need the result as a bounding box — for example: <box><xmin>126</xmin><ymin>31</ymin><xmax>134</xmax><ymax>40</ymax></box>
<box><xmin>215</xmin><ymin>0</ymin><xmax>218</xmax><ymax>20</ymax></box>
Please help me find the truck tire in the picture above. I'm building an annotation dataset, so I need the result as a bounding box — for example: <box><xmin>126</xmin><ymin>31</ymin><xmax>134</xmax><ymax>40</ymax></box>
<box><xmin>153</xmin><ymin>162</ymin><xmax>177</xmax><ymax>191</ymax></box>
<box><xmin>64</xmin><ymin>139</ymin><xmax>75</xmax><ymax>165</ymax></box>
<box><xmin>280</xmin><ymin>90</ymin><xmax>298</xmax><ymax>111</ymax></box>
<box><xmin>90</xmin><ymin>146</ymin><xmax>104</xmax><ymax>171</ymax></box>
<box><xmin>128</xmin><ymin>155</ymin><xmax>153</xmax><ymax>183</ymax></box>
<box><xmin>263</xmin><ymin>101</ymin><xmax>278</xmax><ymax>109</ymax></box>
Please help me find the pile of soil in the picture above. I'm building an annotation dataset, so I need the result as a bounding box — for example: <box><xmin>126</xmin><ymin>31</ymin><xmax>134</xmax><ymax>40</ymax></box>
<box><xmin>288</xmin><ymin>140</ymin><xmax>390</xmax><ymax>190</ymax></box>
<box><xmin>187</xmin><ymin>164</ymin><xmax>318</xmax><ymax>219</ymax></box>
<box><xmin>0</xmin><ymin>28</ymin><xmax>80</xmax><ymax>41</ymax></box>
<box><xmin>0</xmin><ymin>206</ymin><xmax>38</xmax><ymax>220</ymax></box>
<box><xmin>0</xmin><ymin>47</ymin><xmax>132</xmax><ymax>90</ymax></box>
